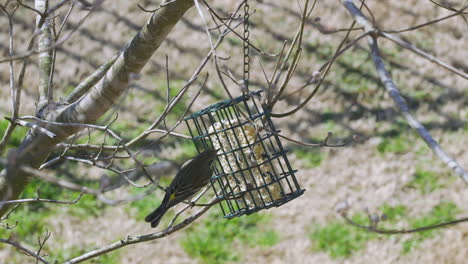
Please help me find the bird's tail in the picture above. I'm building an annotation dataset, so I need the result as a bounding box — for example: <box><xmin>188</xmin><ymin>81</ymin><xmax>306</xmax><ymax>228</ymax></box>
<box><xmin>145</xmin><ymin>205</ymin><xmax>168</xmax><ymax>228</ymax></box>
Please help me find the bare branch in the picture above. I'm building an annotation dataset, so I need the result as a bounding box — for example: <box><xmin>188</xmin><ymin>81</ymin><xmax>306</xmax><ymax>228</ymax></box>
<box><xmin>271</xmin><ymin>20</ymin><xmax>358</xmax><ymax>117</ymax></box>
<box><xmin>136</xmin><ymin>0</ymin><xmax>177</xmax><ymax>13</ymax></box>
<box><xmin>283</xmin><ymin>32</ymin><xmax>368</xmax><ymax>98</ymax></box>
<box><xmin>0</xmin><ymin>2</ymin><xmax>97</xmax><ymax>64</ymax></box>
<box><xmin>5</xmin><ymin>117</ymin><xmax>56</xmax><ymax>138</ymax></box>
<box><xmin>274</xmin><ymin>131</ymin><xmax>349</xmax><ymax>148</ymax></box>
<box><xmin>35</xmin><ymin>0</ymin><xmax>54</xmax><ymax>108</ymax></box>
<box><xmin>35</xmin><ymin>228</ymin><xmax>51</xmax><ymax>264</ymax></box>
<box><xmin>368</xmin><ymin>37</ymin><xmax>468</xmax><ymax>183</ymax></box>
<box><xmin>383</xmin><ymin>4</ymin><xmax>468</xmax><ymax>33</ymax></box>
<box><xmin>0</xmin><ymin>158</ymin><xmax>158</xmax><ymax>205</ymax></box>
<box><xmin>0</xmin><ymin>204</ymin><xmax>19</xmax><ymax>229</ymax></box>
<box><xmin>63</xmin><ymin>196</ymin><xmax>219</xmax><ymax>264</ymax></box>
<box><xmin>268</xmin><ymin>0</ymin><xmax>314</xmax><ymax>108</ymax></box>
<box><xmin>340</xmin><ymin>0</ymin><xmax>468</xmax><ymax>183</ymax></box>
<box><xmin>340</xmin><ymin>211</ymin><xmax>468</xmax><ymax>235</ymax></box>
<box><xmin>0</xmin><ymin>4</ymin><xmax>19</xmax><ymax>155</ymax></box>
<box><xmin>65</xmin><ymin>52</ymin><xmax>120</xmax><ymax>103</ymax></box>
<box><xmin>380</xmin><ymin>32</ymin><xmax>467</xmax><ymax>79</ymax></box>
<box><xmin>0</xmin><ymin>192</ymin><xmax>84</xmax><ymax>206</ymax></box>
<box><xmin>0</xmin><ymin>239</ymin><xmax>50</xmax><ymax>264</ymax></box>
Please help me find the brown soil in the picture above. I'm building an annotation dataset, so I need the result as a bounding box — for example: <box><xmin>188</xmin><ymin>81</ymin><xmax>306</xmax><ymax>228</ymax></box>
<box><xmin>0</xmin><ymin>0</ymin><xmax>466</xmax><ymax>263</ymax></box>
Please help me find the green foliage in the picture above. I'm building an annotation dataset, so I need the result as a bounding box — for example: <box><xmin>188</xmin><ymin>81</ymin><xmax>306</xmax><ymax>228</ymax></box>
<box><xmin>110</xmin><ymin>121</ymin><xmax>144</xmax><ymax>141</ymax></box>
<box><xmin>128</xmin><ymin>192</ymin><xmax>162</xmax><ymax>221</ymax></box>
<box><xmin>207</xmin><ymin>85</ymin><xmax>225</xmax><ymax>102</ymax></box>
<box><xmin>406</xmin><ymin>169</ymin><xmax>441</xmax><ymax>194</ymax></box>
<box><xmin>126</xmin><ymin>174</ymin><xmax>174</xmax><ymax>222</ymax></box>
<box><xmin>310</xmin><ymin>213</ymin><xmax>375</xmax><ymax>258</ymax></box>
<box><xmin>28</xmin><ymin>178</ymin><xmax>102</xmax><ymax>218</ymax></box>
<box><xmin>380</xmin><ymin>204</ymin><xmax>407</xmax><ymax>223</ymax></box>
<box><xmin>256</xmin><ymin>229</ymin><xmax>281</xmax><ymax>247</ymax></box>
<box><xmin>154</xmin><ymin>79</ymin><xmax>188</xmax><ymax>121</ymax></box>
<box><xmin>0</xmin><ymin>179</ymin><xmax>102</xmax><ymax>242</ymax></box>
<box><xmin>0</xmin><ymin>208</ymin><xmax>51</xmax><ymax>239</ymax></box>
<box><xmin>295</xmin><ymin>148</ymin><xmax>323</xmax><ymax>168</ymax></box>
<box><xmin>181</xmin><ymin>211</ymin><xmax>280</xmax><ymax>264</ymax></box>
<box><xmin>309</xmin><ymin>203</ymin><xmax>458</xmax><ymax>257</ymax></box>
<box><xmin>408</xmin><ymin>90</ymin><xmax>431</xmax><ymax>101</ymax></box>
<box><xmin>377</xmin><ymin>134</ymin><xmax>411</xmax><ymax>155</ymax></box>
<box><xmin>173</xmin><ymin>140</ymin><xmax>198</xmax><ymax>163</ymax></box>
<box><xmin>92</xmin><ymin>250</ymin><xmax>121</xmax><ymax>264</ymax></box>
<box><xmin>341</xmin><ymin>72</ymin><xmax>371</xmax><ymax>94</ymax></box>
<box><xmin>69</xmin><ymin>192</ymin><xmax>102</xmax><ymax>218</ymax></box>
<box><xmin>0</xmin><ymin>119</ymin><xmax>28</xmax><ymax>149</ymax></box>
<box><xmin>402</xmin><ymin>202</ymin><xmax>459</xmax><ymax>254</ymax></box>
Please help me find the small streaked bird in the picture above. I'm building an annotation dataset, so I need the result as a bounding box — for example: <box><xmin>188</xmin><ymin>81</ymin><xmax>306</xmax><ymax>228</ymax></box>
<box><xmin>145</xmin><ymin>149</ymin><xmax>218</xmax><ymax>228</ymax></box>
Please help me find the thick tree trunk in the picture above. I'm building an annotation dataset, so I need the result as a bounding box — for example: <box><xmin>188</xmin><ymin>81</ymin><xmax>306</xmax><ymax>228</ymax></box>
<box><xmin>0</xmin><ymin>0</ymin><xmax>195</xmax><ymax>217</ymax></box>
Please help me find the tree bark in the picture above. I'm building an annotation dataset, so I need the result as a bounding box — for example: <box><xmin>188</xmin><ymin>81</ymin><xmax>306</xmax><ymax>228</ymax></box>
<box><xmin>0</xmin><ymin>0</ymin><xmax>195</xmax><ymax>217</ymax></box>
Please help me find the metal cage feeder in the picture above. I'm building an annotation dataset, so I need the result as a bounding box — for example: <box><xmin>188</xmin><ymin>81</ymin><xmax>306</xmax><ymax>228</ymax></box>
<box><xmin>184</xmin><ymin>91</ymin><xmax>305</xmax><ymax>219</ymax></box>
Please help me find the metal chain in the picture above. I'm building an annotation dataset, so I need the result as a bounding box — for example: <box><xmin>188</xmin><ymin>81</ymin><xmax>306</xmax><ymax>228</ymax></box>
<box><xmin>243</xmin><ymin>0</ymin><xmax>250</xmax><ymax>93</ymax></box>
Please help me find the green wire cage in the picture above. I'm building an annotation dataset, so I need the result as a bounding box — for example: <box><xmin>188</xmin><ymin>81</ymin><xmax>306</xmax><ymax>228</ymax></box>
<box><xmin>184</xmin><ymin>91</ymin><xmax>305</xmax><ymax>219</ymax></box>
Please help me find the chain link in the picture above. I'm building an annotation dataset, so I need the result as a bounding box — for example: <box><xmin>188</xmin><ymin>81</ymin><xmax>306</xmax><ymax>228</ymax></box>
<box><xmin>243</xmin><ymin>0</ymin><xmax>250</xmax><ymax>93</ymax></box>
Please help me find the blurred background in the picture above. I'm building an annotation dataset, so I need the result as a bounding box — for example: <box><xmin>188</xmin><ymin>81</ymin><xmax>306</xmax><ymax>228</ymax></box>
<box><xmin>0</xmin><ymin>0</ymin><xmax>466</xmax><ymax>263</ymax></box>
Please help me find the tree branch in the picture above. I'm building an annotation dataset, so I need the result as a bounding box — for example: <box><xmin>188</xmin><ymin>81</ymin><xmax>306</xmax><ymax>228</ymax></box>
<box><xmin>0</xmin><ymin>0</ymin><xmax>196</xmax><ymax>217</ymax></box>
<box><xmin>340</xmin><ymin>0</ymin><xmax>468</xmax><ymax>183</ymax></box>
<box><xmin>0</xmin><ymin>192</ymin><xmax>84</xmax><ymax>206</ymax></box>
<box><xmin>64</xmin><ymin>197</ymin><xmax>219</xmax><ymax>264</ymax></box>
<box><xmin>35</xmin><ymin>0</ymin><xmax>54</xmax><ymax>109</ymax></box>
<box><xmin>0</xmin><ymin>239</ymin><xmax>50</xmax><ymax>264</ymax></box>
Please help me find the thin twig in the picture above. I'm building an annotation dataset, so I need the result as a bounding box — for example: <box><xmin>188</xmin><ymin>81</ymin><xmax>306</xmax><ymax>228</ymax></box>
<box><xmin>271</xmin><ymin>20</ymin><xmax>358</xmax><ymax>117</ymax></box>
<box><xmin>341</xmin><ymin>213</ymin><xmax>468</xmax><ymax>234</ymax></box>
<box><xmin>0</xmin><ymin>192</ymin><xmax>84</xmax><ymax>206</ymax></box>
<box><xmin>63</xmin><ymin>196</ymin><xmax>220</xmax><ymax>264</ymax></box>
<box><xmin>383</xmin><ymin>4</ymin><xmax>468</xmax><ymax>33</ymax></box>
<box><xmin>380</xmin><ymin>32</ymin><xmax>467</xmax><ymax>79</ymax></box>
<box><xmin>0</xmin><ymin>239</ymin><xmax>50</xmax><ymax>264</ymax></box>
<box><xmin>340</xmin><ymin>0</ymin><xmax>468</xmax><ymax>183</ymax></box>
<box><xmin>5</xmin><ymin>117</ymin><xmax>56</xmax><ymax>138</ymax></box>
<box><xmin>0</xmin><ymin>3</ymin><xmax>97</xmax><ymax>64</ymax></box>
<box><xmin>274</xmin><ymin>131</ymin><xmax>348</xmax><ymax>148</ymax></box>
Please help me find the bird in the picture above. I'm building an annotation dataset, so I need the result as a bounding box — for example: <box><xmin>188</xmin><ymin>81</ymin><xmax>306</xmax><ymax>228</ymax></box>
<box><xmin>145</xmin><ymin>149</ymin><xmax>218</xmax><ymax>228</ymax></box>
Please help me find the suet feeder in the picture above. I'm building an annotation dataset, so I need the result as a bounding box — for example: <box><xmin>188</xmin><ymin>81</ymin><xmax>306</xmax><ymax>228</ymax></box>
<box><xmin>184</xmin><ymin>91</ymin><xmax>304</xmax><ymax>219</ymax></box>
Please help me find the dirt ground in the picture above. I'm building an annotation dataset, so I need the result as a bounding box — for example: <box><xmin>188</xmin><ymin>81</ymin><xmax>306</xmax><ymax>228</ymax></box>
<box><xmin>0</xmin><ymin>0</ymin><xmax>467</xmax><ymax>263</ymax></box>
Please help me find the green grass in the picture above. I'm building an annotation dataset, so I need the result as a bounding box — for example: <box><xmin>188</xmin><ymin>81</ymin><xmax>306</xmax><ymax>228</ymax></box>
<box><xmin>126</xmin><ymin>174</ymin><xmax>175</xmax><ymax>222</ymax></box>
<box><xmin>154</xmin><ymin>79</ymin><xmax>189</xmax><ymax>122</ymax></box>
<box><xmin>109</xmin><ymin>121</ymin><xmax>146</xmax><ymax>141</ymax></box>
<box><xmin>402</xmin><ymin>202</ymin><xmax>459</xmax><ymax>254</ymax></box>
<box><xmin>0</xmin><ymin>119</ymin><xmax>28</xmax><ymax>150</ymax></box>
<box><xmin>174</xmin><ymin>140</ymin><xmax>198</xmax><ymax>163</ymax></box>
<box><xmin>294</xmin><ymin>147</ymin><xmax>323</xmax><ymax>168</ymax></box>
<box><xmin>377</xmin><ymin>134</ymin><xmax>411</xmax><ymax>155</ymax></box>
<box><xmin>380</xmin><ymin>204</ymin><xmax>407</xmax><ymax>223</ymax></box>
<box><xmin>341</xmin><ymin>72</ymin><xmax>372</xmax><ymax>94</ymax></box>
<box><xmin>408</xmin><ymin>90</ymin><xmax>431</xmax><ymax>101</ymax></box>
<box><xmin>181</xmin><ymin>211</ymin><xmax>280</xmax><ymax>264</ymax></box>
<box><xmin>127</xmin><ymin>191</ymin><xmax>162</xmax><ymax>221</ymax></box>
<box><xmin>309</xmin><ymin>203</ymin><xmax>459</xmax><ymax>257</ymax></box>
<box><xmin>310</xmin><ymin>213</ymin><xmax>375</xmax><ymax>258</ymax></box>
<box><xmin>0</xmin><ymin>179</ymin><xmax>103</xmax><ymax>256</ymax></box>
<box><xmin>406</xmin><ymin>169</ymin><xmax>441</xmax><ymax>194</ymax></box>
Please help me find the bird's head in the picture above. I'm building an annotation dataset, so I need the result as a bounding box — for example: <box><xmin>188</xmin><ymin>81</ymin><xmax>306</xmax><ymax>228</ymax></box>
<box><xmin>198</xmin><ymin>148</ymin><xmax>219</xmax><ymax>165</ymax></box>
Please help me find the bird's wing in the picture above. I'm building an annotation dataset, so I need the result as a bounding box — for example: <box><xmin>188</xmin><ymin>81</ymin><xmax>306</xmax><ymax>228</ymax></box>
<box><xmin>165</xmin><ymin>158</ymin><xmax>196</xmax><ymax>202</ymax></box>
<box><xmin>180</xmin><ymin>158</ymin><xmax>194</xmax><ymax>169</ymax></box>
